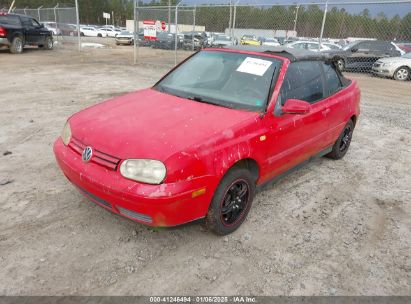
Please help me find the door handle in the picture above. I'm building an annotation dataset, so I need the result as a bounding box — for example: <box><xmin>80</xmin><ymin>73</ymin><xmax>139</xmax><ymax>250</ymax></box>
<box><xmin>322</xmin><ymin>108</ymin><xmax>330</xmax><ymax>116</ymax></box>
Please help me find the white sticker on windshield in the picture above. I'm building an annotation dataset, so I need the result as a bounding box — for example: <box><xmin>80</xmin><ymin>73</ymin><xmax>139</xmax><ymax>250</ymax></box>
<box><xmin>236</xmin><ymin>57</ymin><xmax>273</xmax><ymax>76</ymax></box>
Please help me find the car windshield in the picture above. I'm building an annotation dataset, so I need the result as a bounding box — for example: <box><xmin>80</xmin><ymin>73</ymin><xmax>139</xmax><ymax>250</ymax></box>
<box><xmin>120</xmin><ymin>31</ymin><xmax>132</xmax><ymax>35</ymax></box>
<box><xmin>155</xmin><ymin>51</ymin><xmax>281</xmax><ymax>111</ymax></box>
<box><xmin>402</xmin><ymin>52</ymin><xmax>411</xmax><ymax>59</ymax></box>
<box><xmin>243</xmin><ymin>35</ymin><xmax>255</xmax><ymax>39</ymax></box>
<box><xmin>266</xmin><ymin>38</ymin><xmax>277</xmax><ymax>42</ymax></box>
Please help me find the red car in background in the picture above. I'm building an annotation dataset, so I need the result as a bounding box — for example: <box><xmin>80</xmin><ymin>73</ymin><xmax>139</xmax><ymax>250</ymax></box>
<box><xmin>54</xmin><ymin>46</ymin><xmax>360</xmax><ymax>235</ymax></box>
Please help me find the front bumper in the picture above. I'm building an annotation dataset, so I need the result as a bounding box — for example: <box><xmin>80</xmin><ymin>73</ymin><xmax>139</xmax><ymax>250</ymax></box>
<box><xmin>372</xmin><ymin>66</ymin><xmax>395</xmax><ymax>77</ymax></box>
<box><xmin>53</xmin><ymin>138</ymin><xmax>217</xmax><ymax>227</ymax></box>
<box><xmin>115</xmin><ymin>38</ymin><xmax>132</xmax><ymax>45</ymax></box>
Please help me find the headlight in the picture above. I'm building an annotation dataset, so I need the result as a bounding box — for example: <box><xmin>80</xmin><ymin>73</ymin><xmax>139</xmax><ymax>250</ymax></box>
<box><xmin>61</xmin><ymin>121</ymin><xmax>71</xmax><ymax>146</ymax></box>
<box><xmin>382</xmin><ymin>62</ymin><xmax>392</xmax><ymax>67</ymax></box>
<box><xmin>120</xmin><ymin>159</ymin><xmax>166</xmax><ymax>184</ymax></box>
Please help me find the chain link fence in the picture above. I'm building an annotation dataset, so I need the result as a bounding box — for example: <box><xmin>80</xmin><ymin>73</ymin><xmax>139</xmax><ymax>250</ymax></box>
<box><xmin>133</xmin><ymin>1</ymin><xmax>411</xmax><ymax>80</ymax></box>
<box><xmin>132</xmin><ymin>6</ymin><xmax>198</xmax><ymax>66</ymax></box>
<box><xmin>2</xmin><ymin>1</ymin><xmax>410</xmax><ymax>80</ymax></box>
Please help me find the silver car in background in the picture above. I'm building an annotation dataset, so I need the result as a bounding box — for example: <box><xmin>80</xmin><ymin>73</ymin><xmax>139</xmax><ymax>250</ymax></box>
<box><xmin>372</xmin><ymin>52</ymin><xmax>411</xmax><ymax>81</ymax></box>
<box><xmin>115</xmin><ymin>31</ymin><xmax>134</xmax><ymax>45</ymax></box>
<box><xmin>211</xmin><ymin>35</ymin><xmax>234</xmax><ymax>47</ymax></box>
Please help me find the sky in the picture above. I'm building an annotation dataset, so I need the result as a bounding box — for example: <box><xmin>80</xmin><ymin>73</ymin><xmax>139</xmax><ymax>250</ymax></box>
<box><xmin>177</xmin><ymin>0</ymin><xmax>411</xmax><ymax>17</ymax></box>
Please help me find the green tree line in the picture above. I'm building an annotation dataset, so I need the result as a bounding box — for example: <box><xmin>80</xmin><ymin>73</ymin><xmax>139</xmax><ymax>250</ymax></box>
<box><xmin>1</xmin><ymin>0</ymin><xmax>410</xmax><ymax>41</ymax></box>
<box><xmin>195</xmin><ymin>5</ymin><xmax>411</xmax><ymax>41</ymax></box>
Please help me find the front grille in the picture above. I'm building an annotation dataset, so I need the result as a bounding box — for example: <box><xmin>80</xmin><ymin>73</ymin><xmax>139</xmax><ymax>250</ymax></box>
<box><xmin>69</xmin><ymin>136</ymin><xmax>121</xmax><ymax>170</ymax></box>
<box><xmin>118</xmin><ymin>206</ymin><xmax>153</xmax><ymax>223</ymax></box>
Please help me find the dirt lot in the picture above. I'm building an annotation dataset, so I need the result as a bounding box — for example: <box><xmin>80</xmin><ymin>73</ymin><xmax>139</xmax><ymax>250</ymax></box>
<box><xmin>0</xmin><ymin>42</ymin><xmax>410</xmax><ymax>296</ymax></box>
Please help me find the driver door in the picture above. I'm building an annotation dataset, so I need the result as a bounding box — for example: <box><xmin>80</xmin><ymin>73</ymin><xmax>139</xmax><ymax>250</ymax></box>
<box><xmin>23</xmin><ymin>18</ymin><xmax>44</xmax><ymax>45</ymax></box>
<box><xmin>261</xmin><ymin>61</ymin><xmax>330</xmax><ymax>182</ymax></box>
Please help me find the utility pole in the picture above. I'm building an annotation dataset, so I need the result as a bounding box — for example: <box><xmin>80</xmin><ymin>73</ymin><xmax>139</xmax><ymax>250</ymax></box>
<box><xmin>134</xmin><ymin>0</ymin><xmax>139</xmax><ymax>64</ymax></box>
<box><xmin>232</xmin><ymin>3</ymin><xmax>237</xmax><ymax>38</ymax></box>
<box><xmin>174</xmin><ymin>1</ymin><xmax>183</xmax><ymax>66</ymax></box>
<box><xmin>37</xmin><ymin>6</ymin><xmax>43</xmax><ymax>22</ymax></box>
<box><xmin>168</xmin><ymin>0</ymin><xmax>171</xmax><ymax>32</ymax></box>
<box><xmin>75</xmin><ymin>0</ymin><xmax>81</xmax><ymax>52</ymax></box>
<box><xmin>293</xmin><ymin>5</ymin><xmax>300</xmax><ymax>32</ymax></box>
<box><xmin>8</xmin><ymin>0</ymin><xmax>15</xmax><ymax>13</ymax></box>
<box><xmin>228</xmin><ymin>0</ymin><xmax>232</xmax><ymax>36</ymax></box>
<box><xmin>319</xmin><ymin>1</ymin><xmax>328</xmax><ymax>51</ymax></box>
<box><xmin>232</xmin><ymin>0</ymin><xmax>239</xmax><ymax>39</ymax></box>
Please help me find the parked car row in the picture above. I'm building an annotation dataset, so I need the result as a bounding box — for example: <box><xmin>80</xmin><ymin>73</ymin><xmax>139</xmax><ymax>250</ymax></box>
<box><xmin>113</xmin><ymin>28</ymin><xmax>410</xmax><ymax>81</ymax></box>
<box><xmin>283</xmin><ymin>39</ymin><xmax>410</xmax><ymax>81</ymax></box>
<box><xmin>35</xmin><ymin>21</ymin><xmax>125</xmax><ymax>38</ymax></box>
<box><xmin>80</xmin><ymin>26</ymin><xmax>121</xmax><ymax>38</ymax></box>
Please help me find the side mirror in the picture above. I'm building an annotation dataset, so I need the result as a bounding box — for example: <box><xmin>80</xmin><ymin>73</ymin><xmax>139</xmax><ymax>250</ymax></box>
<box><xmin>351</xmin><ymin>48</ymin><xmax>358</xmax><ymax>53</ymax></box>
<box><xmin>282</xmin><ymin>99</ymin><xmax>311</xmax><ymax>115</ymax></box>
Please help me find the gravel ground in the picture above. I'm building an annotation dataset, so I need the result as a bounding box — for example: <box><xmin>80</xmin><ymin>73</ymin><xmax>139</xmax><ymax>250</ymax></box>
<box><xmin>0</xmin><ymin>44</ymin><xmax>410</xmax><ymax>296</ymax></box>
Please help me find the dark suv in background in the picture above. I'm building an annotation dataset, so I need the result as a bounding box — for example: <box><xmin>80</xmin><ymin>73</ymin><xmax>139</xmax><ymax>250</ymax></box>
<box><xmin>153</xmin><ymin>32</ymin><xmax>182</xmax><ymax>50</ymax></box>
<box><xmin>325</xmin><ymin>40</ymin><xmax>403</xmax><ymax>71</ymax></box>
<box><xmin>0</xmin><ymin>13</ymin><xmax>53</xmax><ymax>54</ymax></box>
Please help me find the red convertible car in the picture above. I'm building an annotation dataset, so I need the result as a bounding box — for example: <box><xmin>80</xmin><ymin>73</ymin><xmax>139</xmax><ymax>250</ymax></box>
<box><xmin>54</xmin><ymin>46</ymin><xmax>360</xmax><ymax>235</ymax></box>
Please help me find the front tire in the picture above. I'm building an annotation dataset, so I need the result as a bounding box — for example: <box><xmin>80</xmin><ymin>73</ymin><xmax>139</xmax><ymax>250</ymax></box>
<box><xmin>393</xmin><ymin>66</ymin><xmax>410</xmax><ymax>81</ymax></box>
<box><xmin>326</xmin><ymin>120</ymin><xmax>354</xmax><ymax>160</ymax></box>
<box><xmin>10</xmin><ymin>36</ymin><xmax>23</xmax><ymax>54</ymax></box>
<box><xmin>205</xmin><ymin>167</ymin><xmax>255</xmax><ymax>235</ymax></box>
<box><xmin>44</xmin><ymin>36</ymin><xmax>53</xmax><ymax>50</ymax></box>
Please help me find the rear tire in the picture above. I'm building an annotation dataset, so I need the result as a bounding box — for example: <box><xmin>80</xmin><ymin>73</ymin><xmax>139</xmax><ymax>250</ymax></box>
<box><xmin>205</xmin><ymin>167</ymin><xmax>256</xmax><ymax>235</ymax></box>
<box><xmin>326</xmin><ymin>120</ymin><xmax>354</xmax><ymax>160</ymax></box>
<box><xmin>393</xmin><ymin>66</ymin><xmax>410</xmax><ymax>81</ymax></box>
<box><xmin>10</xmin><ymin>36</ymin><xmax>23</xmax><ymax>54</ymax></box>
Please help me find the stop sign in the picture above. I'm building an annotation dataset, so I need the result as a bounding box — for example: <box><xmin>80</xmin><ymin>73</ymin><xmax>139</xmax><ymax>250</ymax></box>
<box><xmin>161</xmin><ymin>21</ymin><xmax>166</xmax><ymax>30</ymax></box>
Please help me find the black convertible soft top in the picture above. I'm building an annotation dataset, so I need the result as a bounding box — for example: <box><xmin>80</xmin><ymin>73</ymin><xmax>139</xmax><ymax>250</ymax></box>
<box><xmin>223</xmin><ymin>45</ymin><xmax>334</xmax><ymax>63</ymax></box>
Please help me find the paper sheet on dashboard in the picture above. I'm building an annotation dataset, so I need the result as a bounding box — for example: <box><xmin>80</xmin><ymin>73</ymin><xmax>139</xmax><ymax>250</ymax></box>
<box><xmin>236</xmin><ymin>57</ymin><xmax>273</xmax><ymax>76</ymax></box>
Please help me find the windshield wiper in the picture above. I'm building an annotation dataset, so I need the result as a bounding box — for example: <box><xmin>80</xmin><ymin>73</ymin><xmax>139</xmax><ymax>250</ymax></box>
<box><xmin>186</xmin><ymin>95</ymin><xmax>216</xmax><ymax>105</ymax></box>
<box><xmin>187</xmin><ymin>95</ymin><xmax>206</xmax><ymax>102</ymax></box>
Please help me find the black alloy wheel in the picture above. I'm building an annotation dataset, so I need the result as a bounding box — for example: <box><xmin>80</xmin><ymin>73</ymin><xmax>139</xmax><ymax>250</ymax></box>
<box><xmin>220</xmin><ymin>180</ymin><xmax>250</xmax><ymax>226</ymax></box>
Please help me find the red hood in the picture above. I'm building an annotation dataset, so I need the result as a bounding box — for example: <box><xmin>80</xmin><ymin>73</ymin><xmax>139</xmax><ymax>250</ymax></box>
<box><xmin>69</xmin><ymin>88</ymin><xmax>257</xmax><ymax>160</ymax></box>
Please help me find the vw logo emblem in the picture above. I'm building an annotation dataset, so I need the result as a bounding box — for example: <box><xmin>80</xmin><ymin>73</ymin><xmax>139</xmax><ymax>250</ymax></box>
<box><xmin>82</xmin><ymin>146</ymin><xmax>93</xmax><ymax>162</ymax></box>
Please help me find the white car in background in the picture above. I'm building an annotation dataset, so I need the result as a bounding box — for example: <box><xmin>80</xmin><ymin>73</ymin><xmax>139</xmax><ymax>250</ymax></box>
<box><xmin>100</xmin><ymin>28</ymin><xmax>121</xmax><ymax>37</ymax></box>
<box><xmin>211</xmin><ymin>35</ymin><xmax>234</xmax><ymax>47</ymax></box>
<box><xmin>80</xmin><ymin>26</ymin><xmax>108</xmax><ymax>37</ymax></box>
<box><xmin>286</xmin><ymin>41</ymin><xmax>331</xmax><ymax>52</ymax></box>
<box><xmin>372</xmin><ymin>52</ymin><xmax>411</xmax><ymax>81</ymax></box>
<box><xmin>259</xmin><ymin>37</ymin><xmax>281</xmax><ymax>47</ymax></box>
